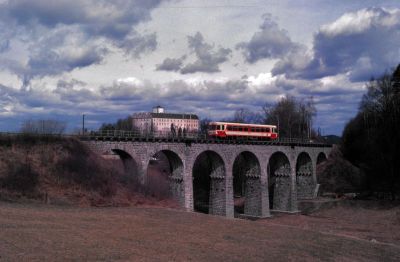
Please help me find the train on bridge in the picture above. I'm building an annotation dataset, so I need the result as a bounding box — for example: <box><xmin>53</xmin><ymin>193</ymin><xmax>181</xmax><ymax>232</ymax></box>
<box><xmin>208</xmin><ymin>122</ymin><xmax>278</xmax><ymax>140</ymax></box>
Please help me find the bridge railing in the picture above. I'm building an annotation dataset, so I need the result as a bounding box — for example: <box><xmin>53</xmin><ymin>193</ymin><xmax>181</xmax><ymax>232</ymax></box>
<box><xmin>0</xmin><ymin>131</ymin><xmax>331</xmax><ymax>146</ymax></box>
<box><xmin>83</xmin><ymin>130</ymin><xmax>328</xmax><ymax>145</ymax></box>
<box><xmin>86</xmin><ymin>130</ymin><xmax>201</xmax><ymax>139</ymax></box>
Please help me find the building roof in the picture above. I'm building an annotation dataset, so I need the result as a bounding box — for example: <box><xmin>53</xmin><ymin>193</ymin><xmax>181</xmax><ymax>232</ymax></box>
<box><xmin>151</xmin><ymin>113</ymin><xmax>199</xmax><ymax>120</ymax></box>
<box><xmin>132</xmin><ymin>112</ymin><xmax>199</xmax><ymax>120</ymax></box>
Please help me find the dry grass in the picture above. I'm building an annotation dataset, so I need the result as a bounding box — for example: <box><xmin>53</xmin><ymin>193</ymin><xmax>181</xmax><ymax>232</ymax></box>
<box><xmin>0</xmin><ymin>201</ymin><xmax>399</xmax><ymax>261</ymax></box>
<box><xmin>0</xmin><ymin>136</ymin><xmax>178</xmax><ymax>208</ymax></box>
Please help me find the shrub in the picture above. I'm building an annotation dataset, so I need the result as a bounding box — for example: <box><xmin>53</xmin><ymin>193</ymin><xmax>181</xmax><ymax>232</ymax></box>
<box><xmin>56</xmin><ymin>140</ymin><xmax>119</xmax><ymax>197</ymax></box>
<box><xmin>1</xmin><ymin>161</ymin><xmax>39</xmax><ymax>194</ymax></box>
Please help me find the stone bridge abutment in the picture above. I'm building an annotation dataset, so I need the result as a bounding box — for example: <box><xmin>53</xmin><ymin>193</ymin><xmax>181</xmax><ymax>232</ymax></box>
<box><xmin>86</xmin><ymin>141</ymin><xmax>331</xmax><ymax>218</ymax></box>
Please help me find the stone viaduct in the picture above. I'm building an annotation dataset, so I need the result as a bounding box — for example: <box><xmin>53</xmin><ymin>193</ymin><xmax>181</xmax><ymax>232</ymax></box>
<box><xmin>86</xmin><ymin>139</ymin><xmax>331</xmax><ymax>218</ymax></box>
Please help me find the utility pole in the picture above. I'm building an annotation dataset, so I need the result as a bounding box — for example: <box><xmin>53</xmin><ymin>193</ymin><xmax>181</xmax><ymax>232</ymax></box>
<box><xmin>82</xmin><ymin>114</ymin><xmax>85</xmax><ymax>135</ymax></box>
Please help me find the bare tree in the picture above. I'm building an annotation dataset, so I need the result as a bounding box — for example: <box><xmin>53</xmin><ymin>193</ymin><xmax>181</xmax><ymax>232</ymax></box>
<box><xmin>20</xmin><ymin>119</ymin><xmax>66</xmax><ymax>135</ymax></box>
<box><xmin>99</xmin><ymin>116</ymin><xmax>133</xmax><ymax>131</ymax></box>
<box><xmin>199</xmin><ymin>118</ymin><xmax>212</xmax><ymax>133</ymax></box>
<box><xmin>262</xmin><ymin>95</ymin><xmax>316</xmax><ymax>139</ymax></box>
<box><xmin>342</xmin><ymin>64</ymin><xmax>400</xmax><ymax>198</ymax></box>
<box><xmin>232</xmin><ymin>108</ymin><xmax>263</xmax><ymax>124</ymax></box>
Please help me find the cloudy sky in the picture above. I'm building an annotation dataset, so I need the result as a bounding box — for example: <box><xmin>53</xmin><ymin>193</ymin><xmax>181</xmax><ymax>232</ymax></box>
<box><xmin>0</xmin><ymin>0</ymin><xmax>399</xmax><ymax>135</ymax></box>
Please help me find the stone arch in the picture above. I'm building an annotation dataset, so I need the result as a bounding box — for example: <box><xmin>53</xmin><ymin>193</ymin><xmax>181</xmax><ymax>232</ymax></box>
<box><xmin>317</xmin><ymin>152</ymin><xmax>327</xmax><ymax>164</ymax></box>
<box><xmin>111</xmin><ymin>149</ymin><xmax>139</xmax><ymax>177</ymax></box>
<box><xmin>267</xmin><ymin>152</ymin><xmax>291</xmax><ymax>211</ymax></box>
<box><xmin>192</xmin><ymin>150</ymin><xmax>226</xmax><ymax>216</ymax></box>
<box><xmin>232</xmin><ymin>151</ymin><xmax>262</xmax><ymax>217</ymax></box>
<box><xmin>296</xmin><ymin>152</ymin><xmax>314</xmax><ymax>199</ymax></box>
<box><xmin>146</xmin><ymin>150</ymin><xmax>184</xmax><ymax>205</ymax></box>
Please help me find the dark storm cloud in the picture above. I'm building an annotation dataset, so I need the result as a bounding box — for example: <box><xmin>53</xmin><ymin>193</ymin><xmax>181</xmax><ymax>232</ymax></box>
<box><xmin>237</xmin><ymin>14</ymin><xmax>296</xmax><ymax>63</ymax></box>
<box><xmin>156</xmin><ymin>32</ymin><xmax>231</xmax><ymax>74</ymax></box>
<box><xmin>156</xmin><ymin>56</ymin><xmax>186</xmax><ymax>72</ymax></box>
<box><xmin>180</xmin><ymin>32</ymin><xmax>231</xmax><ymax>74</ymax></box>
<box><xmin>27</xmin><ymin>45</ymin><xmax>107</xmax><ymax>79</ymax></box>
<box><xmin>273</xmin><ymin>7</ymin><xmax>400</xmax><ymax>82</ymax></box>
<box><xmin>2</xmin><ymin>0</ymin><xmax>162</xmax><ymax>36</ymax></box>
<box><xmin>0</xmin><ymin>0</ymin><xmax>166</xmax><ymax>83</ymax></box>
<box><xmin>117</xmin><ymin>32</ymin><xmax>158</xmax><ymax>57</ymax></box>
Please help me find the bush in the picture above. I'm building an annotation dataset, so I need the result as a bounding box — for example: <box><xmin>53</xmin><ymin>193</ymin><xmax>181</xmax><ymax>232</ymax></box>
<box><xmin>1</xmin><ymin>161</ymin><xmax>39</xmax><ymax>194</ymax></box>
<box><xmin>317</xmin><ymin>146</ymin><xmax>366</xmax><ymax>194</ymax></box>
<box><xmin>56</xmin><ymin>140</ymin><xmax>119</xmax><ymax>197</ymax></box>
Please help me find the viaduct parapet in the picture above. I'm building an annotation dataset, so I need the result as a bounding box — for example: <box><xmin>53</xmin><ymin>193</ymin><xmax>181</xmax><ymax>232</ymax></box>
<box><xmin>85</xmin><ymin>140</ymin><xmax>331</xmax><ymax>218</ymax></box>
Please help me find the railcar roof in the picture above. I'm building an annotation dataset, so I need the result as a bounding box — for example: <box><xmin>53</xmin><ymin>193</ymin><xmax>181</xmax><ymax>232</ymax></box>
<box><xmin>209</xmin><ymin>122</ymin><xmax>277</xmax><ymax>128</ymax></box>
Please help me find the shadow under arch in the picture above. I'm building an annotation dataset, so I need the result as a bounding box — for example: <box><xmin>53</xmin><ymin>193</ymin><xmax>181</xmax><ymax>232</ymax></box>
<box><xmin>268</xmin><ymin>152</ymin><xmax>291</xmax><ymax>211</ymax></box>
<box><xmin>192</xmin><ymin>150</ymin><xmax>226</xmax><ymax>216</ymax></box>
<box><xmin>111</xmin><ymin>149</ymin><xmax>139</xmax><ymax>176</ymax></box>
<box><xmin>146</xmin><ymin>150</ymin><xmax>184</xmax><ymax>204</ymax></box>
<box><xmin>233</xmin><ymin>151</ymin><xmax>262</xmax><ymax>217</ymax></box>
<box><xmin>296</xmin><ymin>152</ymin><xmax>314</xmax><ymax>199</ymax></box>
<box><xmin>316</xmin><ymin>152</ymin><xmax>328</xmax><ymax>184</ymax></box>
<box><xmin>317</xmin><ymin>152</ymin><xmax>327</xmax><ymax>165</ymax></box>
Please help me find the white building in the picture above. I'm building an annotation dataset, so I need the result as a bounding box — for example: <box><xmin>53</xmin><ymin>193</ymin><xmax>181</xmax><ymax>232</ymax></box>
<box><xmin>132</xmin><ymin>106</ymin><xmax>199</xmax><ymax>135</ymax></box>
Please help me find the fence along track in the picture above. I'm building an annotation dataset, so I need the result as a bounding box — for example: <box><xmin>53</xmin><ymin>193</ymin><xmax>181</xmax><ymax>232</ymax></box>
<box><xmin>0</xmin><ymin>131</ymin><xmax>332</xmax><ymax>147</ymax></box>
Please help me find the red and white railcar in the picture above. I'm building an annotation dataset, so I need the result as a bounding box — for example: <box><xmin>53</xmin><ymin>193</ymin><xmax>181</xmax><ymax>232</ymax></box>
<box><xmin>208</xmin><ymin>122</ymin><xmax>278</xmax><ymax>140</ymax></box>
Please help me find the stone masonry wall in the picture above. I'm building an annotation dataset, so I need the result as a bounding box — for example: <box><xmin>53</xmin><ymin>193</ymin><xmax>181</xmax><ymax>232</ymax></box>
<box><xmin>86</xmin><ymin>140</ymin><xmax>331</xmax><ymax>218</ymax></box>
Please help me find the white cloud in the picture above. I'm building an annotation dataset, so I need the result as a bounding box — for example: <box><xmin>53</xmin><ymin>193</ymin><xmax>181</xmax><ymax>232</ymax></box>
<box><xmin>273</xmin><ymin>7</ymin><xmax>400</xmax><ymax>82</ymax></box>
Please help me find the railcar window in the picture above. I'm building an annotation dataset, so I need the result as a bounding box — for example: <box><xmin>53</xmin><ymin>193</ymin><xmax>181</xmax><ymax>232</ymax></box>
<box><xmin>227</xmin><ymin>126</ymin><xmax>232</xmax><ymax>131</ymax></box>
<box><xmin>251</xmin><ymin>127</ymin><xmax>255</xmax><ymax>132</ymax></box>
<box><xmin>222</xmin><ymin>125</ymin><xmax>225</xmax><ymax>130</ymax></box>
<box><xmin>217</xmin><ymin>125</ymin><xmax>221</xmax><ymax>130</ymax></box>
<box><xmin>266</xmin><ymin>128</ymin><xmax>270</xmax><ymax>132</ymax></box>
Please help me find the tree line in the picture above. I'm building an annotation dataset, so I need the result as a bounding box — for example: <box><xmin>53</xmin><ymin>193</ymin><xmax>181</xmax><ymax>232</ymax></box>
<box><xmin>341</xmin><ymin>65</ymin><xmax>400</xmax><ymax>197</ymax></box>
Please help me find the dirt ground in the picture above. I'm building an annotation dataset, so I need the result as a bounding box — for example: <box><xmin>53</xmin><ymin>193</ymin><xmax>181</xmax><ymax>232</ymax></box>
<box><xmin>0</xmin><ymin>201</ymin><xmax>399</xmax><ymax>262</ymax></box>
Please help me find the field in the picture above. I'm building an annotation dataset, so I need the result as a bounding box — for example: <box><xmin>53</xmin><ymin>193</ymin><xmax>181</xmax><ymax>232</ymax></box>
<box><xmin>0</xmin><ymin>200</ymin><xmax>399</xmax><ymax>261</ymax></box>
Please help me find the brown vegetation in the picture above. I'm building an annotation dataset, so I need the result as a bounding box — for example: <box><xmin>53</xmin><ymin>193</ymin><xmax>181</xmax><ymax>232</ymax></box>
<box><xmin>0</xmin><ymin>134</ymin><xmax>177</xmax><ymax>207</ymax></box>
<box><xmin>317</xmin><ymin>145</ymin><xmax>366</xmax><ymax>194</ymax></box>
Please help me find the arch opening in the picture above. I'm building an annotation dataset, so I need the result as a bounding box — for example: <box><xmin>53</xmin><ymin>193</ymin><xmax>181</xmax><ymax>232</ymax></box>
<box><xmin>110</xmin><ymin>149</ymin><xmax>141</xmax><ymax>189</ymax></box>
<box><xmin>146</xmin><ymin>150</ymin><xmax>184</xmax><ymax>203</ymax></box>
<box><xmin>111</xmin><ymin>149</ymin><xmax>139</xmax><ymax>177</ymax></box>
<box><xmin>268</xmin><ymin>152</ymin><xmax>291</xmax><ymax>211</ymax></box>
<box><xmin>233</xmin><ymin>152</ymin><xmax>261</xmax><ymax>217</ymax></box>
<box><xmin>317</xmin><ymin>152</ymin><xmax>327</xmax><ymax>165</ymax></box>
<box><xmin>192</xmin><ymin>151</ymin><xmax>226</xmax><ymax>216</ymax></box>
<box><xmin>296</xmin><ymin>152</ymin><xmax>314</xmax><ymax>199</ymax></box>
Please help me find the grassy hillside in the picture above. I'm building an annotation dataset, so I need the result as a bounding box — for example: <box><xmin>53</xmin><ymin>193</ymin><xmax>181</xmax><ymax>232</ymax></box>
<box><xmin>0</xmin><ymin>134</ymin><xmax>176</xmax><ymax>207</ymax></box>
